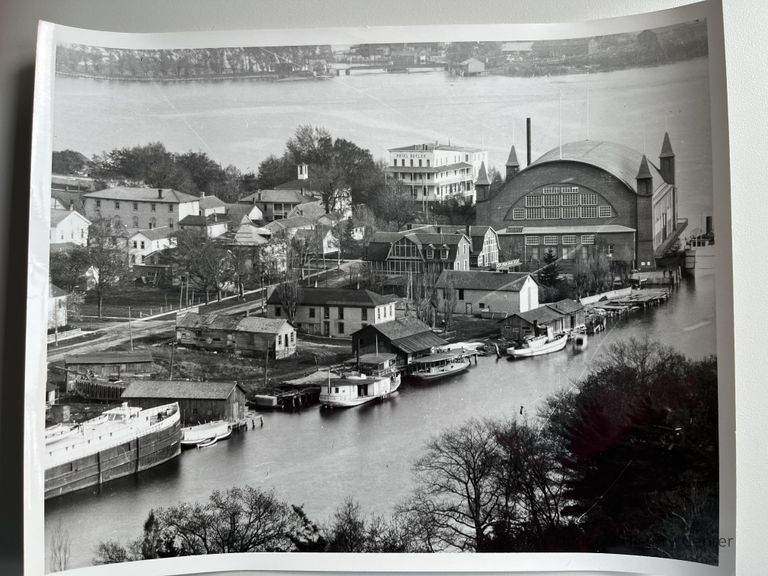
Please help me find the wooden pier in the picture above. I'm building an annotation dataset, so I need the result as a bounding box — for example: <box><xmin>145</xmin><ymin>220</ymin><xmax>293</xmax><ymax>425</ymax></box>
<box><xmin>590</xmin><ymin>288</ymin><xmax>671</xmax><ymax>317</ymax></box>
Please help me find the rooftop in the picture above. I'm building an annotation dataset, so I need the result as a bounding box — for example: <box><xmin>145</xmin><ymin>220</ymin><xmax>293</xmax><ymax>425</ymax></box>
<box><xmin>503</xmin><ymin>306</ymin><xmax>565</xmax><ymax>325</ymax></box>
<box><xmin>353</xmin><ymin>317</ymin><xmax>448</xmax><ymax>354</ymax></box>
<box><xmin>177</xmin><ymin>312</ymin><xmax>292</xmax><ymax>334</ymax></box>
<box><xmin>436</xmin><ymin>270</ymin><xmax>534</xmax><ymax>292</ymax></box>
<box><xmin>546</xmin><ymin>298</ymin><xmax>584</xmax><ymax>315</ymax></box>
<box><xmin>267</xmin><ymin>287</ymin><xmax>396</xmax><ymax>308</ymax></box>
<box><xmin>84</xmin><ymin>187</ymin><xmax>199</xmax><ymax>204</ymax></box>
<box><xmin>65</xmin><ymin>350</ymin><xmax>154</xmax><ymax>365</ymax></box>
<box><xmin>501</xmin><ymin>224</ymin><xmax>636</xmax><ymax>235</ymax></box>
<box><xmin>198</xmin><ymin>195</ymin><xmax>226</xmax><ymax>210</ymax></box>
<box><xmin>384</xmin><ymin>162</ymin><xmax>474</xmax><ymax>174</ymax></box>
<box><xmin>130</xmin><ymin>226</ymin><xmax>174</xmax><ymax>241</ymax></box>
<box><xmin>240</xmin><ymin>189</ymin><xmax>314</xmax><ymax>205</ymax></box>
<box><xmin>50</xmin><ymin>208</ymin><xmax>90</xmax><ymax>227</ymax></box>
<box><xmin>122</xmin><ymin>380</ymin><xmax>244</xmax><ymax>400</ymax></box>
<box><xmin>389</xmin><ymin>143</ymin><xmax>483</xmax><ymax>153</ymax></box>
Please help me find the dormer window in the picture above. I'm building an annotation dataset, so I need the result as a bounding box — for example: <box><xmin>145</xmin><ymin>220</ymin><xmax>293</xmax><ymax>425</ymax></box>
<box><xmin>441</xmin><ymin>247</ymin><xmax>449</xmax><ymax>259</ymax></box>
<box><xmin>426</xmin><ymin>248</ymin><xmax>434</xmax><ymax>259</ymax></box>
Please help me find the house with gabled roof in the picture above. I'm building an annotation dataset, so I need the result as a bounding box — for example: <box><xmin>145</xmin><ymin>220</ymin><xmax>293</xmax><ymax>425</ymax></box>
<box><xmin>435</xmin><ymin>270</ymin><xmax>539</xmax><ymax>317</ymax></box>
<box><xmin>48</xmin><ymin>283</ymin><xmax>68</xmax><ymax>331</ymax></box>
<box><xmin>128</xmin><ymin>226</ymin><xmax>176</xmax><ymax>266</ymax></box>
<box><xmin>225</xmin><ymin>203</ymin><xmax>264</xmax><ymax>230</ymax></box>
<box><xmin>83</xmin><ymin>186</ymin><xmax>200</xmax><ymax>231</ymax></box>
<box><xmin>176</xmin><ymin>312</ymin><xmax>296</xmax><ymax>358</ymax></box>
<box><xmin>178</xmin><ymin>212</ymin><xmax>229</xmax><ymax>238</ymax></box>
<box><xmin>365</xmin><ymin>230</ymin><xmax>472</xmax><ymax>276</ymax></box>
<box><xmin>499</xmin><ymin>305</ymin><xmax>571</xmax><ymax>342</ymax></box>
<box><xmin>408</xmin><ymin>224</ymin><xmax>500</xmax><ymax>268</ymax></box>
<box><xmin>121</xmin><ymin>380</ymin><xmax>248</xmax><ymax>425</ymax></box>
<box><xmin>50</xmin><ymin>208</ymin><xmax>91</xmax><ymax>247</ymax></box>
<box><xmin>351</xmin><ymin>316</ymin><xmax>448</xmax><ymax>366</ymax></box>
<box><xmin>197</xmin><ymin>193</ymin><xmax>226</xmax><ymax>217</ymax></box>
<box><xmin>266</xmin><ymin>287</ymin><xmax>398</xmax><ymax>339</ymax></box>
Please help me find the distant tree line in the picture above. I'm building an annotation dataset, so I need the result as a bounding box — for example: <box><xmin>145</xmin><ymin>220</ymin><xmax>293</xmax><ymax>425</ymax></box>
<box><xmin>87</xmin><ymin>340</ymin><xmax>718</xmax><ymax>567</ymax></box>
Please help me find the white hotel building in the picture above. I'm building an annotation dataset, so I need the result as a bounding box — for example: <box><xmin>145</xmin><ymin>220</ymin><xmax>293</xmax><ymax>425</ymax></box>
<box><xmin>385</xmin><ymin>143</ymin><xmax>488</xmax><ymax>205</ymax></box>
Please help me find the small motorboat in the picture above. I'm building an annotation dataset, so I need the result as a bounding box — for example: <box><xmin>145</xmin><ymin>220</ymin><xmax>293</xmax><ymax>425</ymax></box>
<box><xmin>507</xmin><ymin>333</ymin><xmax>568</xmax><ymax>359</ymax></box>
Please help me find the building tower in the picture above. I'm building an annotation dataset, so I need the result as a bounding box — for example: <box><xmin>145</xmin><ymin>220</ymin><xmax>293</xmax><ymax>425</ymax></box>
<box><xmin>475</xmin><ymin>162</ymin><xmax>491</xmax><ymax>203</ymax></box>
<box><xmin>635</xmin><ymin>154</ymin><xmax>655</xmax><ymax>270</ymax></box>
<box><xmin>505</xmin><ymin>145</ymin><xmax>520</xmax><ymax>182</ymax></box>
<box><xmin>659</xmin><ymin>132</ymin><xmax>675</xmax><ymax>185</ymax></box>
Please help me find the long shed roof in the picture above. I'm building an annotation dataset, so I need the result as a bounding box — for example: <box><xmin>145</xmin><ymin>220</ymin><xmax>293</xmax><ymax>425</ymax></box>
<box><xmin>122</xmin><ymin>380</ymin><xmax>244</xmax><ymax>400</ymax></box>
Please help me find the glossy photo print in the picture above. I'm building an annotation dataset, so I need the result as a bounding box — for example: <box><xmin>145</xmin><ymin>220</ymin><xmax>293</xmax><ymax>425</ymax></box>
<box><xmin>25</xmin><ymin>2</ymin><xmax>734</xmax><ymax>575</ymax></box>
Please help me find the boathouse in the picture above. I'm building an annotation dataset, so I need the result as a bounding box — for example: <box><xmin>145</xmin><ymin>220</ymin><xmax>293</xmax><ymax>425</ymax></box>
<box><xmin>64</xmin><ymin>350</ymin><xmax>154</xmax><ymax>390</ymax></box>
<box><xmin>176</xmin><ymin>312</ymin><xmax>296</xmax><ymax>359</ymax></box>
<box><xmin>545</xmin><ymin>298</ymin><xmax>585</xmax><ymax>331</ymax></box>
<box><xmin>499</xmin><ymin>306</ymin><xmax>566</xmax><ymax>342</ymax></box>
<box><xmin>121</xmin><ymin>380</ymin><xmax>247</xmax><ymax>425</ymax></box>
<box><xmin>435</xmin><ymin>270</ymin><xmax>539</xmax><ymax>317</ymax></box>
<box><xmin>351</xmin><ymin>316</ymin><xmax>448</xmax><ymax>366</ymax></box>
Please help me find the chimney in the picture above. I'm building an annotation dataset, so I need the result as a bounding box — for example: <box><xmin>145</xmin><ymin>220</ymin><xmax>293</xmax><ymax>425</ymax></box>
<box><xmin>158</xmin><ymin>188</ymin><xmax>163</xmax><ymax>199</ymax></box>
<box><xmin>526</xmin><ymin>118</ymin><xmax>532</xmax><ymax>167</ymax></box>
<box><xmin>201</xmin><ymin>191</ymin><xmax>206</xmax><ymax>198</ymax></box>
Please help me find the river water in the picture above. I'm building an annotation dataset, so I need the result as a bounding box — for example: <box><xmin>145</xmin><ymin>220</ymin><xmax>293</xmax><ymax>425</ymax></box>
<box><xmin>45</xmin><ymin>270</ymin><xmax>716</xmax><ymax>568</ymax></box>
<box><xmin>53</xmin><ymin>58</ymin><xmax>712</xmax><ymax>225</ymax></box>
<box><xmin>47</xmin><ymin>58</ymin><xmax>716</xmax><ymax>568</ymax></box>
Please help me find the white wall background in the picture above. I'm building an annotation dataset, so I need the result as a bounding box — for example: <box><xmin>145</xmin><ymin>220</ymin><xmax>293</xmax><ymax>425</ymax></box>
<box><xmin>0</xmin><ymin>1</ymin><xmax>763</xmax><ymax>575</ymax></box>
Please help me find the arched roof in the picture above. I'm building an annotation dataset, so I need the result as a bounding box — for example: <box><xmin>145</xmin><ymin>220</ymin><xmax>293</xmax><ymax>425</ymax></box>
<box><xmin>529</xmin><ymin>140</ymin><xmax>667</xmax><ymax>194</ymax></box>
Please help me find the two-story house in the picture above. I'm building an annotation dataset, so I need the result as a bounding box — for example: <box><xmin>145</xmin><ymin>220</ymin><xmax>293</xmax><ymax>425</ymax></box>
<box><xmin>365</xmin><ymin>230</ymin><xmax>472</xmax><ymax>276</ymax></box>
<box><xmin>435</xmin><ymin>270</ymin><xmax>539</xmax><ymax>317</ymax></box>
<box><xmin>407</xmin><ymin>224</ymin><xmax>500</xmax><ymax>268</ymax></box>
<box><xmin>82</xmin><ymin>187</ymin><xmax>200</xmax><ymax>231</ymax></box>
<box><xmin>50</xmin><ymin>208</ymin><xmax>91</xmax><ymax>248</ymax></box>
<box><xmin>178</xmin><ymin>212</ymin><xmax>229</xmax><ymax>238</ymax></box>
<box><xmin>266</xmin><ymin>287</ymin><xmax>398</xmax><ymax>338</ymax></box>
<box><xmin>128</xmin><ymin>227</ymin><xmax>176</xmax><ymax>265</ymax></box>
<box><xmin>198</xmin><ymin>193</ymin><xmax>227</xmax><ymax>217</ymax></box>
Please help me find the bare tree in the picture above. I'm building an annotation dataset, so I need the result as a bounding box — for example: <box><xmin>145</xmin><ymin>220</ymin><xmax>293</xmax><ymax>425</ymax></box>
<box><xmin>49</xmin><ymin>518</ymin><xmax>71</xmax><ymax>572</ymax></box>
<box><xmin>437</xmin><ymin>277</ymin><xmax>459</xmax><ymax>329</ymax></box>
<box><xmin>87</xmin><ymin>218</ymin><xmax>130</xmax><ymax>318</ymax></box>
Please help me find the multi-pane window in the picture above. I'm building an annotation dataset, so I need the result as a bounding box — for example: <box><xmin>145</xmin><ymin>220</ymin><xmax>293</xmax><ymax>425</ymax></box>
<box><xmin>361</xmin><ymin>308</ymin><xmax>367</xmax><ymax>321</ymax></box>
<box><xmin>542</xmin><ymin>186</ymin><xmax>559</xmax><ymax>195</ymax></box>
<box><xmin>426</xmin><ymin>248</ymin><xmax>434</xmax><ymax>259</ymax></box>
<box><xmin>525</xmin><ymin>236</ymin><xmax>540</xmax><ymax>246</ymax></box>
<box><xmin>568</xmin><ymin>186</ymin><xmax>579</xmax><ymax>194</ymax></box>
<box><xmin>562</xmin><ymin>235</ymin><xmax>577</xmax><ymax>245</ymax></box>
<box><xmin>544</xmin><ymin>236</ymin><xmax>558</xmax><ymax>245</ymax></box>
<box><xmin>115</xmin><ymin>201</ymin><xmax>120</xmax><ymax>209</ymax></box>
<box><xmin>581</xmin><ymin>235</ymin><xmax>595</xmax><ymax>245</ymax></box>
<box><xmin>525</xmin><ymin>195</ymin><xmax>543</xmax><ymax>207</ymax></box>
<box><xmin>151</xmin><ymin>203</ymin><xmax>157</xmax><ymax>212</ymax></box>
<box><xmin>599</xmin><ymin>205</ymin><xmax>613</xmax><ymax>218</ymax></box>
<box><xmin>580</xmin><ymin>206</ymin><xmax>598</xmax><ymax>219</ymax></box>
<box><xmin>169</xmin><ymin>205</ymin><xmax>174</xmax><ymax>212</ymax></box>
<box><xmin>543</xmin><ymin>207</ymin><xmax>560</xmax><ymax>219</ymax></box>
<box><xmin>526</xmin><ymin>208</ymin><xmax>542</xmax><ymax>219</ymax></box>
<box><xmin>561</xmin><ymin>194</ymin><xmax>578</xmax><ymax>206</ymax></box>
<box><xmin>544</xmin><ymin>195</ymin><xmax>560</xmax><ymax>206</ymax></box>
<box><xmin>580</xmin><ymin>193</ymin><xmax>598</xmax><ymax>205</ymax></box>
<box><xmin>562</xmin><ymin>206</ymin><xmax>579</xmax><ymax>219</ymax></box>
<box><xmin>323</xmin><ymin>306</ymin><xmax>330</xmax><ymax>319</ymax></box>
<box><xmin>95</xmin><ymin>199</ymin><xmax>101</xmax><ymax>208</ymax></box>
<box><xmin>607</xmin><ymin>244</ymin><xmax>615</xmax><ymax>256</ymax></box>
<box><xmin>512</xmin><ymin>208</ymin><xmax>525</xmax><ymax>220</ymax></box>
<box><xmin>132</xmin><ymin>202</ymin><xmax>138</xmax><ymax>211</ymax></box>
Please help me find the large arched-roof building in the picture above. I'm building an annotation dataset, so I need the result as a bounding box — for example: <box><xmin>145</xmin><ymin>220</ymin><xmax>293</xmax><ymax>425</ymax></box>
<box><xmin>476</xmin><ymin>133</ymin><xmax>682</xmax><ymax>271</ymax></box>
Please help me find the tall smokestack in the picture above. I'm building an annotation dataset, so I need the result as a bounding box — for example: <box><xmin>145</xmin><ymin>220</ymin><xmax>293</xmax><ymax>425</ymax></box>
<box><xmin>526</xmin><ymin>118</ymin><xmax>532</xmax><ymax>167</ymax></box>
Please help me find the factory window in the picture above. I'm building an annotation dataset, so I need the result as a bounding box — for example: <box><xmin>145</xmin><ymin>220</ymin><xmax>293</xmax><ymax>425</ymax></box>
<box><xmin>580</xmin><ymin>206</ymin><xmax>598</xmax><ymax>219</ymax></box>
<box><xmin>561</xmin><ymin>194</ymin><xmax>578</xmax><ymax>206</ymax></box>
<box><xmin>581</xmin><ymin>235</ymin><xmax>595</xmax><ymax>245</ymax></box>
<box><xmin>543</xmin><ymin>207</ymin><xmax>560</xmax><ymax>219</ymax></box>
<box><xmin>562</xmin><ymin>235</ymin><xmax>577</xmax><ymax>245</ymax></box>
<box><xmin>525</xmin><ymin>195</ymin><xmax>542</xmax><ymax>207</ymax></box>
<box><xmin>525</xmin><ymin>208</ymin><xmax>542</xmax><ymax>220</ymax></box>
<box><xmin>562</xmin><ymin>206</ymin><xmax>579</xmax><ymax>219</ymax></box>
<box><xmin>580</xmin><ymin>193</ymin><xmax>598</xmax><ymax>205</ymax></box>
<box><xmin>525</xmin><ymin>236</ymin><xmax>540</xmax><ymax>246</ymax></box>
<box><xmin>544</xmin><ymin>195</ymin><xmax>560</xmax><ymax>206</ymax></box>
<box><xmin>542</xmin><ymin>186</ymin><xmax>558</xmax><ymax>195</ymax></box>
<box><xmin>566</xmin><ymin>186</ymin><xmax>579</xmax><ymax>193</ymax></box>
<box><xmin>599</xmin><ymin>205</ymin><xmax>613</xmax><ymax>218</ymax></box>
<box><xmin>544</xmin><ymin>236</ymin><xmax>558</xmax><ymax>245</ymax></box>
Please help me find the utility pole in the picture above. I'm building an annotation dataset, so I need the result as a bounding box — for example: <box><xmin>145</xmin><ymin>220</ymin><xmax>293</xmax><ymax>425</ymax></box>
<box><xmin>128</xmin><ymin>306</ymin><xmax>134</xmax><ymax>351</ymax></box>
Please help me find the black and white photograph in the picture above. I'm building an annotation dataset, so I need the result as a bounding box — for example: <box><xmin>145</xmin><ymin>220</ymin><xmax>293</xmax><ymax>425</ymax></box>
<box><xmin>26</xmin><ymin>3</ymin><xmax>733</xmax><ymax>575</ymax></box>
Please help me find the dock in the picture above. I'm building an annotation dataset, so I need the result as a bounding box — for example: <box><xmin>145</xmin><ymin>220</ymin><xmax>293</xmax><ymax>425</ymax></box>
<box><xmin>590</xmin><ymin>288</ymin><xmax>671</xmax><ymax>318</ymax></box>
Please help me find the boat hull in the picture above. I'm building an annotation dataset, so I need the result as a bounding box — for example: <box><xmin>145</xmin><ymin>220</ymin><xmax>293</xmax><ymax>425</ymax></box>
<box><xmin>181</xmin><ymin>420</ymin><xmax>231</xmax><ymax>447</ymax></box>
<box><xmin>409</xmin><ymin>359</ymin><xmax>470</xmax><ymax>382</ymax></box>
<box><xmin>320</xmin><ymin>375</ymin><xmax>401</xmax><ymax>408</ymax></box>
<box><xmin>45</xmin><ymin>417</ymin><xmax>181</xmax><ymax>499</ymax></box>
<box><xmin>508</xmin><ymin>335</ymin><xmax>568</xmax><ymax>358</ymax></box>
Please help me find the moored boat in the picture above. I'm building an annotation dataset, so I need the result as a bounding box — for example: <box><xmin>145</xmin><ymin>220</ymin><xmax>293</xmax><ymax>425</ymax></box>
<box><xmin>572</xmin><ymin>333</ymin><xmax>588</xmax><ymax>353</ymax></box>
<box><xmin>45</xmin><ymin>402</ymin><xmax>181</xmax><ymax>499</ymax></box>
<box><xmin>320</xmin><ymin>353</ymin><xmax>401</xmax><ymax>408</ymax></box>
<box><xmin>181</xmin><ymin>420</ymin><xmax>232</xmax><ymax>448</ymax></box>
<box><xmin>408</xmin><ymin>353</ymin><xmax>471</xmax><ymax>382</ymax></box>
<box><xmin>507</xmin><ymin>333</ymin><xmax>568</xmax><ymax>358</ymax></box>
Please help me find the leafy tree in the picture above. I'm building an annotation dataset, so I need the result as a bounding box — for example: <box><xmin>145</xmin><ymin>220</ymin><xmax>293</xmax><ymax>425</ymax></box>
<box><xmin>49</xmin><ymin>246</ymin><xmax>90</xmax><ymax>292</ymax></box>
<box><xmin>428</xmin><ymin>196</ymin><xmax>476</xmax><ymax>226</ymax></box>
<box><xmin>375</xmin><ymin>180</ymin><xmax>415</xmax><ymax>230</ymax></box>
<box><xmin>172</xmin><ymin>230</ymin><xmax>235</xmax><ymax>303</ymax></box>
<box><xmin>537</xmin><ymin>249</ymin><xmax>560</xmax><ymax>287</ymax></box>
<box><xmin>255</xmin><ymin>153</ymin><xmax>295</xmax><ymax>190</ymax></box>
<box><xmin>87</xmin><ymin>218</ymin><xmax>130</xmax><ymax>319</ymax></box>
<box><xmin>52</xmin><ymin>149</ymin><xmax>91</xmax><ymax>176</ymax></box>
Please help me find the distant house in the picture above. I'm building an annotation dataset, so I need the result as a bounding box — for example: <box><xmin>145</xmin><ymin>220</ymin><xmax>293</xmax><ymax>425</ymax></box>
<box><xmin>435</xmin><ymin>270</ymin><xmax>539</xmax><ymax>316</ymax></box>
<box><xmin>197</xmin><ymin>194</ymin><xmax>227</xmax><ymax>217</ymax></box>
<box><xmin>266</xmin><ymin>287</ymin><xmax>398</xmax><ymax>339</ymax></box>
<box><xmin>351</xmin><ymin>316</ymin><xmax>448</xmax><ymax>366</ymax></box>
<box><xmin>83</xmin><ymin>187</ymin><xmax>200</xmax><ymax>231</ymax></box>
<box><xmin>545</xmin><ymin>298</ymin><xmax>585</xmax><ymax>332</ymax></box>
<box><xmin>176</xmin><ymin>312</ymin><xmax>297</xmax><ymax>358</ymax></box>
<box><xmin>239</xmin><ymin>189</ymin><xmax>316</xmax><ymax>222</ymax></box>
<box><xmin>178</xmin><ymin>213</ymin><xmax>229</xmax><ymax>238</ymax></box>
<box><xmin>230</xmin><ymin>222</ymin><xmax>270</xmax><ymax>247</ymax></box>
<box><xmin>225</xmin><ymin>203</ymin><xmax>264</xmax><ymax>230</ymax></box>
<box><xmin>121</xmin><ymin>380</ymin><xmax>247</xmax><ymax>425</ymax></box>
<box><xmin>264</xmin><ymin>215</ymin><xmax>315</xmax><ymax>238</ymax></box>
<box><xmin>48</xmin><ymin>283</ymin><xmax>68</xmax><ymax>331</ymax></box>
<box><xmin>293</xmin><ymin>226</ymin><xmax>338</xmax><ymax>257</ymax></box>
<box><xmin>128</xmin><ymin>227</ymin><xmax>175</xmax><ymax>265</ymax></box>
<box><xmin>457</xmin><ymin>57</ymin><xmax>485</xmax><ymax>76</ymax></box>
<box><xmin>287</xmin><ymin>200</ymin><xmax>325</xmax><ymax>220</ymax></box>
<box><xmin>64</xmin><ymin>350</ymin><xmax>154</xmax><ymax>390</ymax></box>
<box><xmin>51</xmin><ymin>174</ymin><xmax>96</xmax><ymax>194</ymax></box>
<box><xmin>501</xmin><ymin>41</ymin><xmax>534</xmax><ymax>61</ymax></box>
<box><xmin>408</xmin><ymin>224</ymin><xmax>500</xmax><ymax>268</ymax></box>
<box><xmin>366</xmin><ymin>230</ymin><xmax>473</xmax><ymax>275</ymax></box>
<box><xmin>50</xmin><ymin>208</ymin><xmax>91</xmax><ymax>247</ymax></box>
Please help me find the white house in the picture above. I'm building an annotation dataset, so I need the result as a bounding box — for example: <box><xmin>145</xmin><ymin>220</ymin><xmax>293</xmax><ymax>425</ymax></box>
<box><xmin>435</xmin><ymin>270</ymin><xmax>539</xmax><ymax>316</ymax></box>
<box><xmin>225</xmin><ymin>203</ymin><xmax>264</xmax><ymax>230</ymax></box>
<box><xmin>48</xmin><ymin>283</ymin><xmax>68</xmax><ymax>330</ymax></box>
<box><xmin>266</xmin><ymin>287</ymin><xmax>398</xmax><ymax>339</ymax></box>
<box><xmin>178</xmin><ymin>213</ymin><xmax>229</xmax><ymax>238</ymax></box>
<box><xmin>50</xmin><ymin>208</ymin><xmax>91</xmax><ymax>247</ymax></box>
<box><xmin>83</xmin><ymin>187</ymin><xmax>200</xmax><ymax>231</ymax></box>
<box><xmin>129</xmin><ymin>227</ymin><xmax>176</xmax><ymax>265</ymax></box>
<box><xmin>198</xmin><ymin>194</ymin><xmax>227</xmax><ymax>217</ymax></box>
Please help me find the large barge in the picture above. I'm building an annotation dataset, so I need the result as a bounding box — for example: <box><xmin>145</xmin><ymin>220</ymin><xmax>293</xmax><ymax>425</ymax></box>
<box><xmin>45</xmin><ymin>402</ymin><xmax>181</xmax><ymax>499</ymax></box>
